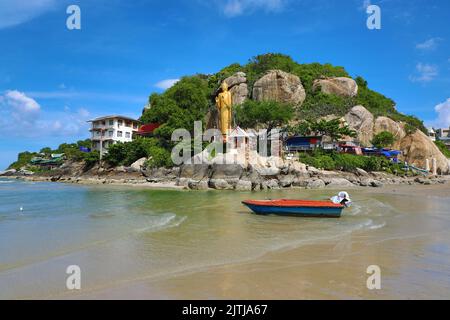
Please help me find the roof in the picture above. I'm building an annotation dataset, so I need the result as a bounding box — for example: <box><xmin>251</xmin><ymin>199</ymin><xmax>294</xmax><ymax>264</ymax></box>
<box><xmin>229</xmin><ymin>126</ymin><xmax>253</xmax><ymax>138</ymax></box>
<box><xmin>88</xmin><ymin>115</ymin><xmax>140</xmax><ymax>122</ymax></box>
<box><xmin>136</xmin><ymin>123</ymin><xmax>161</xmax><ymax>135</ymax></box>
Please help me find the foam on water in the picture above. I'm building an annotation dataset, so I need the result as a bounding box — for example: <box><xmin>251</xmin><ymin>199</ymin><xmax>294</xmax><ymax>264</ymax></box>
<box><xmin>134</xmin><ymin>213</ymin><xmax>186</xmax><ymax>233</ymax></box>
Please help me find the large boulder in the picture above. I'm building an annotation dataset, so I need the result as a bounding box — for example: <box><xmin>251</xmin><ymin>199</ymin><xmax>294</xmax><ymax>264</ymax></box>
<box><xmin>324</xmin><ymin>178</ymin><xmax>354</xmax><ymax>188</ymax></box>
<box><xmin>398</xmin><ymin>130</ymin><xmax>450</xmax><ymax>174</ymax></box>
<box><xmin>235</xmin><ymin>180</ymin><xmax>252</xmax><ymax>191</ymax></box>
<box><xmin>306</xmin><ymin>179</ymin><xmax>326</xmax><ymax>189</ymax></box>
<box><xmin>130</xmin><ymin>157</ymin><xmax>147</xmax><ymax>172</ymax></box>
<box><xmin>345</xmin><ymin>106</ymin><xmax>374</xmax><ymax>146</ymax></box>
<box><xmin>223</xmin><ymin>72</ymin><xmax>248</xmax><ymax>106</ymax></box>
<box><xmin>374</xmin><ymin>116</ymin><xmax>406</xmax><ymax>141</ymax></box>
<box><xmin>179</xmin><ymin>164</ymin><xmax>210</xmax><ymax>180</ymax></box>
<box><xmin>209</xmin><ymin>179</ymin><xmax>233</xmax><ymax>190</ymax></box>
<box><xmin>210</xmin><ymin>163</ymin><xmax>244</xmax><ymax>179</ymax></box>
<box><xmin>312</xmin><ymin>77</ymin><xmax>358</xmax><ymax>97</ymax></box>
<box><xmin>252</xmin><ymin>70</ymin><xmax>306</xmax><ymax>106</ymax></box>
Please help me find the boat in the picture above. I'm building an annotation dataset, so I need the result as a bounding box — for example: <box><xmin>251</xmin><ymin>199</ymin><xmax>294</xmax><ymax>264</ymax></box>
<box><xmin>242</xmin><ymin>199</ymin><xmax>345</xmax><ymax>218</ymax></box>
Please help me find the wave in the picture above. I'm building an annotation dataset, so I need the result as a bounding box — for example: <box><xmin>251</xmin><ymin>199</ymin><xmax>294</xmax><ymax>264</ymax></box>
<box><xmin>134</xmin><ymin>213</ymin><xmax>186</xmax><ymax>234</ymax></box>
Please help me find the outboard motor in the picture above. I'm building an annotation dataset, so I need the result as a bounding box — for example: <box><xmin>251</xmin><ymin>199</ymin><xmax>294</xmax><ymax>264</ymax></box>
<box><xmin>331</xmin><ymin>191</ymin><xmax>352</xmax><ymax>208</ymax></box>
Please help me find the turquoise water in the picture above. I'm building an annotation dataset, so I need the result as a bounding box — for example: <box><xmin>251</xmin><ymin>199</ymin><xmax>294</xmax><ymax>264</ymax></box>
<box><xmin>1</xmin><ymin>178</ymin><xmax>449</xmax><ymax>299</ymax></box>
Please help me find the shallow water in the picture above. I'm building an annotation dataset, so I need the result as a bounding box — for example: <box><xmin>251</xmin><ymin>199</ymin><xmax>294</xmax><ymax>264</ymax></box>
<box><xmin>0</xmin><ymin>178</ymin><xmax>449</xmax><ymax>299</ymax></box>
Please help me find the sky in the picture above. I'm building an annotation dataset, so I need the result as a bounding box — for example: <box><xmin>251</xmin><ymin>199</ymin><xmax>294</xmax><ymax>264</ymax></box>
<box><xmin>0</xmin><ymin>0</ymin><xmax>449</xmax><ymax>169</ymax></box>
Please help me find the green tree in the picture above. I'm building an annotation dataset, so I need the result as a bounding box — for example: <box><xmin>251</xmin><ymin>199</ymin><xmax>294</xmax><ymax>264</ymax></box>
<box><xmin>372</xmin><ymin>131</ymin><xmax>395</xmax><ymax>148</ymax></box>
<box><xmin>40</xmin><ymin>147</ymin><xmax>52</xmax><ymax>154</ymax></box>
<box><xmin>308</xmin><ymin>119</ymin><xmax>356</xmax><ymax>141</ymax></box>
<box><xmin>141</xmin><ymin>76</ymin><xmax>211</xmax><ymax>144</ymax></box>
<box><xmin>235</xmin><ymin>100</ymin><xmax>294</xmax><ymax>131</ymax></box>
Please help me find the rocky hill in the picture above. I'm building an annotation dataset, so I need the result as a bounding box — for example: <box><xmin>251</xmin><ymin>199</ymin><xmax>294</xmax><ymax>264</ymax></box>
<box><xmin>143</xmin><ymin>53</ymin><xmax>446</xmax><ymax>174</ymax></box>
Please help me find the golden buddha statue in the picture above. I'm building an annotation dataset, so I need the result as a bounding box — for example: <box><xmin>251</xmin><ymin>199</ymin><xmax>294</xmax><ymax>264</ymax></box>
<box><xmin>215</xmin><ymin>82</ymin><xmax>233</xmax><ymax>139</ymax></box>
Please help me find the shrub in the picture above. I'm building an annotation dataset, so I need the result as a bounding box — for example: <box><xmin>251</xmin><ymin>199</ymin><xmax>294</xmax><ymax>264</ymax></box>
<box><xmin>235</xmin><ymin>100</ymin><xmax>294</xmax><ymax>130</ymax></box>
<box><xmin>8</xmin><ymin>152</ymin><xmax>37</xmax><ymax>170</ymax></box>
<box><xmin>435</xmin><ymin>140</ymin><xmax>450</xmax><ymax>158</ymax></box>
<box><xmin>298</xmin><ymin>151</ymin><xmax>404</xmax><ymax>174</ymax></box>
<box><xmin>82</xmin><ymin>150</ymin><xmax>100</xmax><ymax>168</ymax></box>
<box><xmin>372</xmin><ymin>131</ymin><xmax>395</xmax><ymax>148</ymax></box>
<box><xmin>145</xmin><ymin>146</ymin><xmax>173</xmax><ymax>168</ymax></box>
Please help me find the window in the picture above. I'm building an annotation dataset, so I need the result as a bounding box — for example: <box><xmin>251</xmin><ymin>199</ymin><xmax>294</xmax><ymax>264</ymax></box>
<box><xmin>125</xmin><ymin>132</ymin><xmax>131</xmax><ymax>139</ymax></box>
<box><xmin>118</xmin><ymin>120</ymin><xmax>123</xmax><ymax>126</ymax></box>
<box><xmin>133</xmin><ymin>123</ymin><xmax>138</xmax><ymax>129</ymax></box>
<box><xmin>117</xmin><ymin>131</ymin><xmax>123</xmax><ymax>137</ymax></box>
<box><xmin>108</xmin><ymin>130</ymin><xmax>113</xmax><ymax>137</ymax></box>
<box><xmin>109</xmin><ymin>120</ymin><xmax>114</xmax><ymax>126</ymax></box>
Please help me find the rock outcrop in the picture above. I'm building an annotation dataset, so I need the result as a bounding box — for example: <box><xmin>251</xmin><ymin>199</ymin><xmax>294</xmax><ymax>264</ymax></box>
<box><xmin>130</xmin><ymin>157</ymin><xmax>147</xmax><ymax>172</ymax></box>
<box><xmin>374</xmin><ymin>116</ymin><xmax>406</xmax><ymax>141</ymax></box>
<box><xmin>252</xmin><ymin>70</ymin><xmax>306</xmax><ymax>106</ymax></box>
<box><xmin>345</xmin><ymin>105</ymin><xmax>374</xmax><ymax>146</ymax></box>
<box><xmin>312</xmin><ymin>77</ymin><xmax>358</xmax><ymax>97</ymax></box>
<box><xmin>399</xmin><ymin>130</ymin><xmax>450</xmax><ymax>174</ymax></box>
<box><xmin>0</xmin><ymin>169</ymin><xmax>17</xmax><ymax>176</ymax></box>
<box><xmin>223</xmin><ymin>72</ymin><xmax>248</xmax><ymax>106</ymax></box>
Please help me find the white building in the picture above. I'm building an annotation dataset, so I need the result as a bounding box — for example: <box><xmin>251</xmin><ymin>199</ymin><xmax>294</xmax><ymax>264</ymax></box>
<box><xmin>88</xmin><ymin>115</ymin><xmax>140</xmax><ymax>154</ymax></box>
<box><xmin>427</xmin><ymin>127</ymin><xmax>436</xmax><ymax>141</ymax></box>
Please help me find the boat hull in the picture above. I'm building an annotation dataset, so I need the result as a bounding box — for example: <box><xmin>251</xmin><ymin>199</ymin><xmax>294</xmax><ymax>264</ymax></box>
<box><xmin>242</xmin><ymin>200</ymin><xmax>344</xmax><ymax>218</ymax></box>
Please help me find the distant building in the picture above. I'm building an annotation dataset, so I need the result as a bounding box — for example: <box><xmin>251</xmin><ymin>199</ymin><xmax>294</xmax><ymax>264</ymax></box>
<box><xmin>88</xmin><ymin>115</ymin><xmax>140</xmax><ymax>153</ymax></box>
<box><xmin>436</xmin><ymin>127</ymin><xmax>450</xmax><ymax>150</ymax></box>
<box><xmin>284</xmin><ymin>136</ymin><xmax>322</xmax><ymax>153</ymax></box>
<box><xmin>427</xmin><ymin>127</ymin><xmax>436</xmax><ymax>141</ymax></box>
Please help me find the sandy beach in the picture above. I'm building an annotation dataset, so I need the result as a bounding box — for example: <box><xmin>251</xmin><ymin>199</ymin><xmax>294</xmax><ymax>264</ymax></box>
<box><xmin>3</xmin><ymin>182</ymin><xmax>440</xmax><ymax>300</ymax></box>
<box><xmin>1</xmin><ymin>178</ymin><xmax>449</xmax><ymax>299</ymax></box>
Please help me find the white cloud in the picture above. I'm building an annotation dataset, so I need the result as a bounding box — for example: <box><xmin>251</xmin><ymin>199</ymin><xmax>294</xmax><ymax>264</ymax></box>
<box><xmin>0</xmin><ymin>90</ymin><xmax>91</xmax><ymax>138</ymax></box>
<box><xmin>155</xmin><ymin>79</ymin><xmax>180</xmax><ymax>90</ymax></box>
<box><xmin>409</xmin><ymin>63</ymin><xmax>438</xmax><ymax>83</ymax></box>
<box><xmin>0</xmin><ymin>0</ymin><xmax>58</xmax><ymax>29</ymax></box>
<box><xmin>428</xmin><ymin>98</ymin><xmax>450</xmax><ymax>128</ymax></box>
<box><xmin>219</xmin><ymin>0</ymin><xmax>286</xmax><ymax>17</ymax></box>
<box><xmin>416</xmin><ymin>37</ymin><xmax>442</xmax><ymax>51</ymax></box>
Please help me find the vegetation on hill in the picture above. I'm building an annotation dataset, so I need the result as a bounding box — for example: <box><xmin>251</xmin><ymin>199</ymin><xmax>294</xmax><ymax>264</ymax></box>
<box><xmin>435</xmin><ymin>140</ymin><xmax>450</xmax><ymax>158</ymax></box>
<box><xmin>8</xmin><ymin>139</ymin><xmax>97</xmax><ymax>170</ymax></box>
<box><xmin>289</xmin><ymin>119</ymin><xmax>356</xmax><ymax>141</ymax></box>
<box><xmin>104</xmin><ymin>137</ymin><xmax>172</xmax><ymax>168</ymax></box>
<box><xmin>372</xmin><ymin>131</ymin><xmax>395</xmax><ymax>149</ymax></box>
<box><xmin>10</xmin><ymin>53</ymin><xmax>431</xmax><ymax>170</ymax></box>
<box><xmin>235</xmin><ymin>100</ymin><xmax>294</xmax><ymax>131</ymax></box>
<box><xmin>144</xmin><ymin>53</ymin><xmax>426</xmax><ymax>140</ymax></box>
<box><xmin>299</xmin><ymin>150</ymin><xmax>405</xmax><ymax>174</ymax></box>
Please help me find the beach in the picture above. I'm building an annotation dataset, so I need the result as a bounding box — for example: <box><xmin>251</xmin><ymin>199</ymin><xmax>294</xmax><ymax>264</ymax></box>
<box><xmin>1</xmin><ymin>179</ymin><xmax>450</xmax><ymax>299</ymax></box>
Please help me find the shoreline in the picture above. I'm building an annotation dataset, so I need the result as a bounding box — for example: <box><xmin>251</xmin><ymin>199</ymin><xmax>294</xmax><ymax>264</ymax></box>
<box><xmin>3</xmin><ymin>169</ymin><xmax>449</xmax><ymax>191</ymax></box>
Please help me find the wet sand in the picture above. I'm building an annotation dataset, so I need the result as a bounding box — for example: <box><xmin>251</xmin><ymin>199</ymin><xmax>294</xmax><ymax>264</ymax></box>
<box><xmin>63</xmin><ymin>184</ymin><xmax>450</xmax><ymax>300</ymax></box>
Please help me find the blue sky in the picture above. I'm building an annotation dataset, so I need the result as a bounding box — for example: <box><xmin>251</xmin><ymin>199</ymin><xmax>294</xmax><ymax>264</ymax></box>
<box><xmin>0</xmin><ymin>0</ymin><xmax>449</xmax><ymax>169</ymax></box>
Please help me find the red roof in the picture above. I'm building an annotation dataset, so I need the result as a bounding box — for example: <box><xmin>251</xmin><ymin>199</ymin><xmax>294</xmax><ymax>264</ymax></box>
<box><xmin>137</xmin><ymin>123</ymin><xmax>160</xmax><ymax>135</ymax></box>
